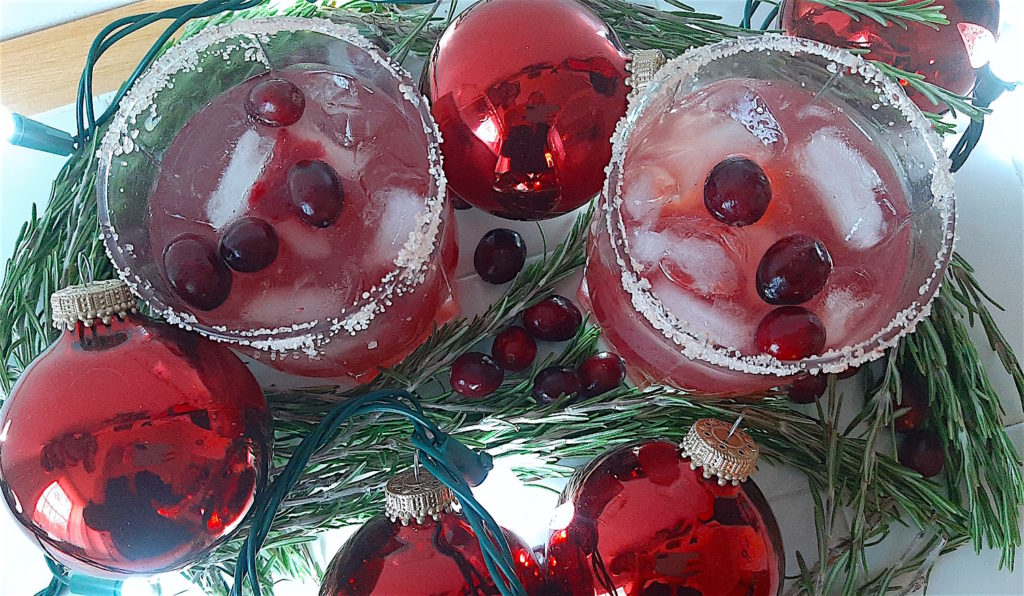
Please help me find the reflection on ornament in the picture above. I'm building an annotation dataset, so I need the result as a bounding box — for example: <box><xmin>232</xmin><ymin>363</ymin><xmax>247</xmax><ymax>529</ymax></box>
<box><xmin>0</xmin><ymin>280</ymin><xmax>271</xmax><ymax>578</ymax></box>
<box><xmin>544</xmin><ymin>421</ymin><xmax>783</xmax><ymax>595</ymax></box>
<box><xmin>780</xmin><ymin>0</ymin><xmax>999</xmax><ymax>111</ymax></box>
<box><xmin>423</xmin><ymin>0</ymin><xmax>630</xmax><ymax>220</ymax></box>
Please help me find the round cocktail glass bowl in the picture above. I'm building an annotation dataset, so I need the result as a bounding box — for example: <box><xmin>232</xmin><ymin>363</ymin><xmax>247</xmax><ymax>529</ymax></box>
<box><xmin>580</xmin><ymin>36</ymin><xmax>955</xmax><ymax>397</ymax></box>
<box><xmin>97</xmin><ymin>18</ymin><xmax>457</xmax><ymax>382</ymax></box>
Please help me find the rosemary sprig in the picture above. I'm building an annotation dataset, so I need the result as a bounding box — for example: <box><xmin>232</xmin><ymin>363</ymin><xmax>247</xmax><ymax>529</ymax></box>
<box><xmin>809</xmin><ymin>0</ymin><xmax>948</xmax><ymax>30</ymax></box>
<box><xmin>871</xmin><ymin>60</ymin><xmax>992</xmax><ymax>121</ymax></box>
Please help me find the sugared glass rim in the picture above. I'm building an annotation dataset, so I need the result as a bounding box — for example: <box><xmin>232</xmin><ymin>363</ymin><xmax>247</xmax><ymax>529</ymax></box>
<box><xmin>601</xmin><ymin>35</ymin><xmax>957</xmax><ymax>377</ymax></box>
<box><xmin>97</xmin><ymin>17</ymin><xmax>448</xmax><ymax>358</ymax></box>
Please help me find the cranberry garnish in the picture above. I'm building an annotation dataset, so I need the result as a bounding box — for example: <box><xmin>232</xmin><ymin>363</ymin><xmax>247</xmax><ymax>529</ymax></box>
<box><xmin>756</xmin><ymin>234</ymin><xmax>833</xmax><ymax>305</ymax></box>
<box><xmin>475</xmin><ymin>228</ymin><xmax>527</xmax><ymax>284</ymax></box>
<box><xmin>163</xmin><ymin>234</ymin><xmax>232</xmax><ymax>311</ymax></box>
<box><xmin>532</xmin><ymin>366</ymin><xmax>582</xmax><ymax>404</ymax></box>
<box><xmin>893</xmin><ymin>372</ymin><xmax>931</xmax><ymax>433</ymax></box>
<box><xmin>898</xmin><ymin>430</ymin><xmax>945</xmax><ymax>478</ymax></box>
<box><xmin>218</xmin><ymin>217</ymin><xmax>279</xmax><ymax>273</ymax></box>
<box><xmin>450</xmin><ymin>352</ymin><xmax>504</xmax><ymax>398</ymax></box>
<box><xmin>578</xmin><ymin>352</ymin><xmax>626</xmax><ymax>397</ymax></box>
<box><xmin>786</xmin><ymin>373</ymin><xmax>827</xmax><ymax>404</ymax></box>
<box><xmin>755</xmin><ymin>306</ymin><xmax>826</xmax><ymax>360</ymax></box>
<box><xmin>522</xmin><ymin>295</ymin><xmax>583</xmax><ymax>341</ymax></box>
<box><xmin>246</xmin><ymin>78</ymin><xmax>305</xmax><ymax>127</ymax></box>
<box><xmin>491</xmin><ymin>326</ymin><xmax>537</xmax><ymax>372</ymax></box>
<box><xmin>288</xmin><ymin>160</ymin><xmax>345</xmax><ymax>228</ymax></box>
<box><xmin>703</xmin><ymin>156</ymin><xmax>772</xmax><ymax>227</ymax></box>
<box><xmin>451</xmin><ymin>195</ymin><xmax>473</xmax><ymax>210</ymax></box>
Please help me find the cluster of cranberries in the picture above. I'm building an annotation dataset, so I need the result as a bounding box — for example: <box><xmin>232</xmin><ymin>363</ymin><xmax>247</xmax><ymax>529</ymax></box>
<box><xmin>450</xmin><ymin>296</ymin><xmax>626</xmax><ymax>404</ymax></box>
<box><xmin>704</xmin><ymin>157</ymin><xmax>832</xmax><ymax>360</ymax></box>
<box><xmin>893</xmin><ymin>371</ymin><xmax>944</xmax><ymax>478</ymax></box>
<box><xmin>164</xmin><ymin>78</ymin><xmax>346</xmax><ymax>311</ymax></box>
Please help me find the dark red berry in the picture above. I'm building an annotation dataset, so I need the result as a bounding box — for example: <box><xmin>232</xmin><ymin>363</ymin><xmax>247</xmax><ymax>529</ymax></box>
<box><xmin>451</xmin><ymin>195</ymin><xmax>473</xmax><ymax>210</ymax></box>
<box><xmin>246</xmin><ymin>78</ymin><xmax>305</xmax><ymax>127</ymax></box>
<box><xmin>218</xmin><ymin>217</ymin><xmax>279</xmax><ymax>272</ymax></box>
<box><xmin>755</xmin><ymin>306</ymin><xmax>826</xmax><ymax>360</ymax></box>
<box><xmin>532</xmin><ymin>366</ymin><xmax>582</xmax><ymax>404</ymax></box>
<box><xmin>786</xmin><ymin>374</ymin><xmax>827</xmax><ymax>404</ymax></box>
<box><xmin>491</xmin><ymin>326</ymin><xmax>537</xmax><ymax>372</ymax></box>
<box><xmin>522</xmin><ymin>295</ymin><xmax>582</xmax><ymax>341</ymax></box>
<box><xmin>898</xmin><ymin>430</ymin><xmax>944</xmax><ymax>477</ymax></box>
<box><xmin>288</xmin><ymin>160</ymin><xmax>344</xmax><ymax>228</ymax></box>
<box><xmin>475</xmin><ymin>228</ymin><xmax>527</xmax><ymax>284</ymax></box>
<box><xmin>450</xmin><ymin>352</ymin><xmax>504</xmax><ymax>398</ymax></box>
<box><xmin>703</xmin><ymin>156</ymin><xmax>772</xmax><ymax>227</ymax></box>
<box><xmin>756</xmin><ymin>235</ymin><xmax>833</xmax><ymax>305</ymax></box>
<box><xmin>893</xmin><ymin>373</ymin><xmax>931</xmax><ymax>433</ymax></box>
<box><xmin>163</xmin><ymin>234</ymin><xmax>232</xmax><ymax>311</ymax></box>
<box><xmin>578</xmin><ymin>352</ymin><xmax>626</xmax><ymax>397</ymax></box>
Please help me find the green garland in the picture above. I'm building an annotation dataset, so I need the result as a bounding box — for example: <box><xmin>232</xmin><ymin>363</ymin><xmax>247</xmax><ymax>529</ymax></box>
<box><xmin>1</xmin><ymin>1</ymin><xmax>1020</xmax><ymax>595</ymax></box>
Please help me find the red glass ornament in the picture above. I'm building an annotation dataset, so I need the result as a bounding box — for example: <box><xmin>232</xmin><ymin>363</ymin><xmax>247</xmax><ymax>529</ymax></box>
<box><xmin>545</xmin><ymin>438</ymin><xmax>783</xmax><ymax>595</ymax></box>
<box><xmin>423</xmin><ymin>0</ymin><xmax>630</xmax><ymax>219</ymax></box>
<box><xmin>0</xmin><ymin>285</ymin><xmax>271</xmax><ymax>578</ymax></box>
<box><xmin>781</xmin><ymin>0</ymin><xmax>999</xmax><ymax>112</ymax></box>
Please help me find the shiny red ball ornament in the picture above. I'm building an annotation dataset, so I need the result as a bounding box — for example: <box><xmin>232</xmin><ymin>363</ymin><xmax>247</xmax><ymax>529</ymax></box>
<box><xmin>0</xmin><ymin>280</ymin><xmax>271</xmax><ymax>578</ymax></box>
<box><xmin>545</xmin><ymin>420</ymin><xmax>783</xmax><ymax>595</ymax></box>
<box><xmin>423</xmin><ymin>0</ymin><xmax>630</xmax><ymax>220</ymax></box>
<box><xmin>780</xmin><ymin>0</ymin><xmax>999</xmax><ymax>112</ymax></box>
<box><xmin>320</xmin><ymin>469</ymin><xmax>542</xmax><ymax>595</ymax></box>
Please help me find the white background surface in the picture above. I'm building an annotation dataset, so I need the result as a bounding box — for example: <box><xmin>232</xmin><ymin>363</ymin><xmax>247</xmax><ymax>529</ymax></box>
<box><xmin>0</xmin><ymin>1</ymin><xmax>1022</xmax><ymax>594</ymax></box>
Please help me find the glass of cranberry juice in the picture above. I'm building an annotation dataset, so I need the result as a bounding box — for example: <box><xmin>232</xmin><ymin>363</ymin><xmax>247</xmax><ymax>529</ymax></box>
<box><xmin>581</xmin><ymin>36</ymin><xmax>956</xmax><ymax>397</ymax></box>
<box><xmin>98</xmin><ymin>18</ymin><xmax>458</xmax><ymax>382</ymax></box>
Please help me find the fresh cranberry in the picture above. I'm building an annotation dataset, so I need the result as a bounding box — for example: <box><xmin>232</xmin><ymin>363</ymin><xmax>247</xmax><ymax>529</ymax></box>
<box><xmin>218</xmin><ymin>217</ymin><xmax>279</xmax><ymax>272</ymax></box>
<box><xmin>893</xmin><ymin>372</ymin><xmax>931</xmax><ymax>433</ymax></box>
<box><xmin>288</xmin><ymin>160</ymin><xmax>344</xmax><ymax>228</ymax></box>
<box><xmin>703</xmin><ymin>157</ymin><xmax>772</xmax><ymax>227</ymax></box>
<box><xmin>491</xmin><ymin>326</ymin><xmax>537</xmax><ymax>372</ymax></box>
<box><xmin>756</xmin><ymin>235</ymin><xmax>833</xmax><ymax>305</ymax></box>
<box><xmin>246</xmin><ymin>78</ymin><xmax>305</xmax><ymax>127</ymax></box>
<box><xmin>786</xmin><ymin>373</ymin><xmax>827</xmax><ymax>404</ymax></box>
<box><xmin>578</xmin><ymin>352</ymin><xmax>626</xmax><ymax>397</ymax></box>
<box><xmin>450</xmin><ymin>352</ymin><xmax>504</xmax><ymax>398</ymax></box>
<box><xmin>522</xmin><ymin>295</ymin><xmax>582</xmax><ymax>341</ymax></box>
<box><xmin>475</xmin><ymin>228</ymin><xmax>527</xmax><ymax>284</ymax></box>
<box><xmin>755</xmin><ymin>306</ymin><xmax>826</xmax><ymax>360</ymax></box>
<box><xmin>898</xmin><ymin>430</ymin><xmax>945</xmax><ymax>478</ymax></box>
<box><xmin>163</xmin><ymin>234</ymin><xmax>232</xmax><ymax>311</ymax></box>
<box><xmin>532</xmin><ymin>366</ymin><xmax>582</xmax><ymax>404</ymax></box>
<box><xmin>451</xmin><ymin>195</ymin><xmax>473</xmax><ymax>210</ymax></box>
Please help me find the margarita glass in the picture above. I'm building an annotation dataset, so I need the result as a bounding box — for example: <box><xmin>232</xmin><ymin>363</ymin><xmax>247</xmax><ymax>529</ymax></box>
<box><xmin>580</xmin><ymin>36</ymin><xmax>956</xmax><ymax>396</ymax></box>
<box><xmin>98</xmin><ymin>18</ymin><xmax>457</xmax><ymax>382</ymax></box>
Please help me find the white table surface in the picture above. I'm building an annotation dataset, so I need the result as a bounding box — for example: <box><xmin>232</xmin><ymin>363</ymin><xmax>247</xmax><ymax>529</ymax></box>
<box><xmin>0</xmin><ymin>1</ymin><xmax>1022</xmax><ymax>594</ymax></box>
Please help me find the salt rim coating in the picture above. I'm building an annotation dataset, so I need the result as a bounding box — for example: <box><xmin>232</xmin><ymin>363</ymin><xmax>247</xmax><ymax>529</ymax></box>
<box><xmin>97</xmin><ymin>17</ymin><xmax>448</xmax><ymax>359</ymax></box>
<box><xmin>601</xmin><ymin>35</ymin><xmax>957</xmax><ymax>377</ymax></box>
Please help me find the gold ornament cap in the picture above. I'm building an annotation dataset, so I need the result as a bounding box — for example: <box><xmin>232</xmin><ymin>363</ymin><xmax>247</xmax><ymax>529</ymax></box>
<box><xmin>626</xmin><ymin>48</ymin><xmax>667</xmax><ymax>100</ymax></box>
<box><xmin>385</xmin><ymin>468</ymin><xmax>455</xmax><ymax>526</ymax></box>
<box><xmin>51</xmin><ymin>279</ymin><xmax>138</xmax><ymax>330</ymax></box>
<box><xmin>680</xmin><ymin>418</ymin><xmax>759</xmax><ymax>486</ymax></box>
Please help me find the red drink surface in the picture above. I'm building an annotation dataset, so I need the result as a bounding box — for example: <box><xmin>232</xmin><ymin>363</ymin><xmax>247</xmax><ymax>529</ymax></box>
<box><xmin>582</xmin><ymin>78</ymin><xmax>912</xmax><ymax>393</ymax></box>
<box><xmin>147</xmin><ymin>68</ymin><xmax>457</xmax><ymax>380</ymax></box>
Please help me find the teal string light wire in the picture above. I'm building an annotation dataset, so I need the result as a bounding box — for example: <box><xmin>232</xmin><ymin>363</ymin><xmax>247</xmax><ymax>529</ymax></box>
<box><xmin>229</xmin><ymin>388</ymin><xmax>525</xmax><ymax>596</ymax></box>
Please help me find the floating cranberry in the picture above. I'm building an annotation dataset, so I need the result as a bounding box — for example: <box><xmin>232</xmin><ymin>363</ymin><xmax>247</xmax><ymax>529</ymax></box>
<box><xmin>491</xmin><ymin>326</ymin><xmax>537</xmax><ymax>372</ymax></box>
<box><xmin>532</xmin><ymin>366</ymin><xmax>582</xmax><ymax>405</ymax></box>
<box><xmin>288</xmin><ymin>160</ymin><xmax>345</xmax><ymax>228</ymax></box>
<box><xmin>755</xmin><ymin>306</ymin><xmax>826</xmax><ymax>360</ymax></box>
<box><xmin>475</xmin><ymin>228</ymin><xmax>527</xmax><ymax>284</ymax></box>
<box><xmin>703</xmin><ymin>157</ymin><xmax>772</xmax><ymax>227</ymax></box>
<box><xmin>522</xmin><ymin>295</ymin><xmax>582</xmax><ymax>341</ymax></box>
<box><xmin>579</xmin><ymin>352</ymin><xmax>626</xmax><ymax>398</ymax></box>
<box><xmin>218</xmin><ymin>217</ymin><xmax>279</xmax><ymax>273</ymax></box>
<box><xmin>898</xmin><ymin>430</ymin><xmax>945</xmax><ymax>478</ymax></box>
<box><xmin>163</xmin><ymin>234</ymin><xmax>232</xmax><ymax>311</ymax></box>
<box><xmin>450</xmin><ymin>352</ymin><xmax>504</xmax><ymax>398</ymax></box>
<box><xmin>894</xmin><ymin>373</ymin><xmax>931</xmax><ymax>433</ymax></box>
<box><xmin>786</xmin><ymin>373</ymin><xmax>827</xmax><ymax>404</ymax></box>
<box><xmin>246</xmin><ymin>78</ymin><xmax>305</xmax><ymax>127</ymax></box>
<box><xmin>756</xmin><ymin>235</ymin><xmax>833</xmax><ymax>305</ymax></box>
